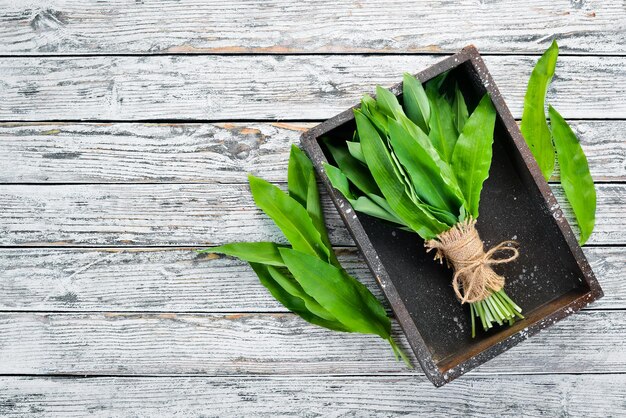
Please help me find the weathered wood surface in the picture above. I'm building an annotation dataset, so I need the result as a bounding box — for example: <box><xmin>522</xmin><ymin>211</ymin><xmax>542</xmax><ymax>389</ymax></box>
<box><xmin>0</xmin><ymin>247</ymin><xmax>622</xmax><ymax>312</ymax></box>
<box><xmin>1</xmin><ymin>55</ymin><xmax>625</xmax><ymax>121</ymax></box>
<box><xmin>1</xmin><ymin>121</ymin><xmax>624</xmax><ymax>183</ymax></box>
<box><xmin>0</xmin><ymin>183</ymin><xmax>623</xmax><ymax>246</ymax></box>
<box><xmin>2</xmin><ymin>374</ymin><xmax>624</xmax><ymax>417</ymax></box>
<box><xmin>0</xmin><ymin>311</ymin><xmax>623</xmax><ymax>376</ymax></box>
<box><xmin>0</xmin><ymin>1</ymin><xmax>623</xmax><ymax>55</ymax></box>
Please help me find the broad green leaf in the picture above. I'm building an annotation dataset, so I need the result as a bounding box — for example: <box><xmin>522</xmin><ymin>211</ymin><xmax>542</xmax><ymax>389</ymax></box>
<box><xmin>324</xmin><ymin>139</ymin><xmax>380</xmax><ymax>196</ymax></box>
<box><xmin>279</xmin><ymin>248</ymin><xmax>391</xmax><ymax>338</ymax></box>
<box><xmin>450</xmin><ymin>94</ymin><xmax>497</xmax><ymax>219</ymax></box>
<box><xmin>323</xmin><ymin>163</ymin><xmax>355</xmax><ymax>199</ymax></box>
<box><xmin>351</xmin><ymin>196</ymin><xmax>406</xmax><ymax>225</ymax></box>
<box><xmin>549</xmin><ymin>106</ymin><xmax>596</xmax><ymax>245</ymax></box>
<box><xmin>397</xmin><ymin>113</ymin><xmax>465</xmax><ymax>207</ymax></box>
<box><xmin>402</xmin><ymin>73</ymin><xmax>430</xmax><ymax>133</ymax></box>
<box><xmin>286</xmin><ymin>146</ymin><xmax>336</xmax><ymax>265</ymax></box>
<box><xmin>366</xmin><ymin>193</ymin><xmax>406</xmax><ymax>225</ymax></box>
<box><xmin>520</xmin><ymin>40</ymin><xmax>559</xmax><ymax>181</ymax></box>
<box><xmin>387</xmin><ymin>117</ymin><xmax>462</xmax><ymax>219</ymax></box>
<box><xmin>287</xmin><ymin>144</ymin><xmax>313</xmax><ymax>208</ymax></box>
<box><xmin>305</xmin><ymin>167</ymin><xmax>339</xmax><ymax>267</ymax></box>
<box><xmin>360</xmin><ymin>95</ymin><xmax>389</xmax><ymax>135</ymax></box>
<box><xmin>427</xmin><ymin>90</ymin><xmax>458</xmax><ymax>162</ymax></box>
<box><xmin>355</xmin><ymin>109</ymin><xmax>448</xmax><ymax>239</ymax></box>
<box><xmin>266</xmin><ymin>266</ymin><xmax>336</xmax><ymax>321</ymax></box>
<box><xmin>248</xmin><ymin>175</ymin><xmax>330</xmax><ymax>261</ymax></box>
<box><xmin>375</xmin><ymin>85</ymin><xmax>404</xmax><ymax>119</ymax></box>
<box><xmin>199</xmin><ymin>242</ymin><xmax>286</xmax><ymax>266</ymax></box>
<box><xmin>346</xmin><ymin>141</ymin><xmax>366</xmax><ymax>164</ymax></box>
<box><xmin>249</xmin><ymin>263</ymin><xmax>349</xmax><ymax>332</ymax></box>
<box><xmin>453</xmin><ymin>83</ymin><xmax>469</xmax><ymax>133</ymax></box>
<box><xmin>324</xmin><ymin>163</ymin><xmax>405</xmax><ymax>226</ymax></box>
<box><xmin>425</xmin><ymin>72</ymin><xmax>449</xmax><ymax>93</ymax></box>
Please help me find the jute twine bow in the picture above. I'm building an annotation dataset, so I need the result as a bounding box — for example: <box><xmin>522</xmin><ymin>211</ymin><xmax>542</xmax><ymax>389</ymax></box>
<box><xmin>424</xmin><ymin>218</ymin><xmax>519</xmax><ymax>304</ymax></box>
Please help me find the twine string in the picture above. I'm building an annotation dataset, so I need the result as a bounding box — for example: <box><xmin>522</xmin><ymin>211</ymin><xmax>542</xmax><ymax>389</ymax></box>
<box><xmin>424</xmin><ymin>219</ymin><xmax>519</xmax><ymax>304</ymax></box>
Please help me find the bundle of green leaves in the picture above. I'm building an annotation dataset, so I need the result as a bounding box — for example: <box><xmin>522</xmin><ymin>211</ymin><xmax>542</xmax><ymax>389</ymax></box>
<box><xmin>323</xmin><ymin>72</ymin><xmax>523</xmax><ymax>337</ymax></box>
<box><xmin>521</xmin><ymin>40</ymin><xmax>596</xmax><ymax>245</ymax></box>
<box><xmin>200</xmin><ymin>145</ymin><xmax>411</xmax><ymax>365</ymax></box>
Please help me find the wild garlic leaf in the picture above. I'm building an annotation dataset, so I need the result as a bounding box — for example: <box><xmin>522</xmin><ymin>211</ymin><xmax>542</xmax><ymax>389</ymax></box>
<box><xmin>351</xmin><ymin>196</ymin><xmax>407</xmax><ymax>225</ymax></box>
<box><xmin>360</xmin><ymin>95</ymin><xmax>389</xmax><ymax>134</ymax></box>
<box><xmin>355</xmin><ymin>108</ymin><xmax>447</xmax><ymax>239</ymax></box>
<box><xmin>375</xmin><ymin>85</ymin><xmax>404</xmax><ymax>119</ymax></box>
<box><xmin>324</xmin><ymin>163</ymin><xmax>406</xmax><ymax>226</ymax></box>
<box><xmin>249</xmin><ymin>262</ymin><xmax>349</xmax><ymax>332</ymax></box>
<box><xmin>397</xmin><ymin>114</ymin><xmax>466</xmax><ymax>212</ymax></box>
<box><xmin>324</xmin><ymin>139</ymin><xmax>380</xmax><ymax>196</ymax></box>
<box><xmin>453</xmin><ymin>83</ymin><xmax>469</xmax><ymax>133</ymax></box>
<box><xmin>549</xmin><ymin>106</ymin><xmax>596</xmax><ymax>245</ymax></box>
<box><xmin>279</xmin><ymin>248</ymin><xmax>391</xmax><ymax>338</ymax></box>
<box><xmin>450</xmin><ymin>94</ymin><xmax>497</xmax><ymax>219</ymax></box>
<box><xmin>199</xmin><ymin>242</ymin><xmax>286</xmax><ymax>266</ymax></box>
<box><xmin>265</xmin><ymin>266</ymin><xmax>336</xmax><ymax>321</ymax></box>
<box><xmin>248</xmin><ymin>174</ymin><xmax>330</xmax><ymax>262</ymax></box>
<box><xmin>387</xmin><ymin>117</ymin><xmax>462</xmax><ymax>219</ymax></box>
<box><xmin>287</xmin><ymin>144</ymin><xmax>313</xmax><ymax>208</ymax></box>
<box><xmin>346</xmin><ymin>141</ymin><xmax>366</xmax><ymax>164</ymax></box>
<box><xmin>426</xmin><ymin>90</ymin><xmax>458</xmax><ymax>162</ymax></box>
<box><xmin>520</xmin><ymin>40</ymin><xmax>559</xmax><ymax>181</ymax></box>
<box><xmin>402</xmin><ymin>73</ymin><xmax>430</xmax><ymax>133</ymax></box>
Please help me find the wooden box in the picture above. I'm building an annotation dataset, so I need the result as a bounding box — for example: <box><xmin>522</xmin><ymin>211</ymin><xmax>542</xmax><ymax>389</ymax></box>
<box><xmin>300</xmin><ymin>46</ymin><xmax>603</xmax><ymax>386</ymax></box>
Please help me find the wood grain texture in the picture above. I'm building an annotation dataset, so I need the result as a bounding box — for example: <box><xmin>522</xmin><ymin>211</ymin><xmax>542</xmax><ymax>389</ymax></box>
<box><xmin>2</xmin><ymin>374</ymin><xmax>625</xmax><ymax>417</ymax></box>
<box><xmin>0</xmin><ymin>311</ymin><xmax>623</xmax><ymax>376</ymax></box>
<box><xmin>0</xmin><ymin>120</ymin><xmax>623</xmax><ymax>183</ymax></box>
<box><xmin>0</xmin><ymin>247</ymin><xmax>621</xmax><ymax>312</ymax></box>
<box><xmin>0</xmin><ymin>1</ymin><xmax>623</xmax><ymax>55</ymax></box>
<box><xmin>1</xmin><ymin>55</ymin><xmax>625</xmax><ymax>121</ymax></box>
<box><xmin>0</xmin><ymin>183</ymin><xmax>622</xmax><ymax>246</ymax></box>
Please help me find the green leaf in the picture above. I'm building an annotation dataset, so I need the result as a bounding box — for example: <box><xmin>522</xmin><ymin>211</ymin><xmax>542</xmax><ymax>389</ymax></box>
<box><xmin>355</xmin><ymin>109</ymin><xmax>448</xmax><ymax>239</ymax></box>
<box><xmin>453</xmin><ymin>83</ymin><xmax>469</xmax><ymax>133</ymax></box>
<box><xmin>346</xmin><ymin>141</ymin><xmax>366</xmax><ymax>164</ymax></box>
<box><xmin>520</xmin><ymin>40</ymin><xmax>559</xmax><ymax>181</ymax></box>
<box><xmin>324</xmin><ymin>163</ymin><xmax>406</xmax><ymax>226</ymax></box>
<box><xmin>265</xmin><ymin>266</ymin><xmax>336</xmax><ymax>322</ymax></box>
<box><xmin>352</xmin><ymin>196</ymin><xmax>407</xmax><ymax>225</ymax></box>
<box><xmin>375</xmin><ymin>85</ymin><xmax>404</xmax><ymax>119</ymax></box>
<box><xmin>287</xmin><ymin>144</ymin><xmax>313</xmax><ymax>208</ymax></box>
<box><xmin>324</xmin><ymin>139</ymin><xmax>381</xmax><ymax>196</ymax></box>
<box><xmin>427</xmin><ymin>90</ymin><xmax>458</xmax><ymax>162</ymax></box>
<box><xmin>199</xmin><ymin>242</ymin><xmax>286</xmax><ymax>266</ymax></box>
<box><xmin>397</xmin><ymin>114</ymin><xmax>465</xmax><ymax>210</ymax></box>
<box><xmin>249</xmin><ymin>263</ymin><xmax>349</xmax><ymax>332</ymax></box>
<box><xmin>402</xmin><ymin>73</ymin><xmax>430</xmax><ymax>133</ymax></box>
<box><xmin>425</xmin><ymin>72</ymin><xmax>449</xmax><ymax>93</ymax></box>
<box><xmin>279</xmin><ymin>248</ymin><xmax>391</xmax><ymax>338</ymax></box>
<box><xmin>286</xmin><ymin>145</ymin><xmax>337</xmax><ymax>266</ymax></box>
<box><xmin>360</xmin><ymin>95</ymin><xmax>389</xmax><ymax>134</ymax></box>
<box><xmin>387</xmin><ymin>117</ymin><xmax>462</xmax><ymax>220</ymax></box>
<box><xmin>548</xmin><ymin>106</ymin><xmax>596</xmax><ymax>245</ymax></box>
<box><xmin>450</xmin><ymin>94</ymin><xmax>497</xmax><ymax>219</ymax></box>
<box><xmin>248</xmin><ymin>174</ymin><xmax>330</xmax><ymax>261</ymax></box>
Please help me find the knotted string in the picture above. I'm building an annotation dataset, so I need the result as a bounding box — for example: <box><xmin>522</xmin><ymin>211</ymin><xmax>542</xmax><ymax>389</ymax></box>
<box><xmin>424</xmin><ymin>218</ymin><xmax>519</xmax><ymax>304</ymax></box>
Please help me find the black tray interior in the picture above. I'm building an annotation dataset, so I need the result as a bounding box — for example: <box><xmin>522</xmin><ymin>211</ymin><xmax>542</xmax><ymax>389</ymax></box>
<box><xmin>317</xmin><ymin>62</ymin><xmax>590</xmax><ymax>369</ymax></box>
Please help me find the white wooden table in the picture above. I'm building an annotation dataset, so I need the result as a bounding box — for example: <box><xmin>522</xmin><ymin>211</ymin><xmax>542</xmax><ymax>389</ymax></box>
<box><xmin>0</xmin><ymin>1</ymin><xmax>625</xmax><ymax>416</ymax></box>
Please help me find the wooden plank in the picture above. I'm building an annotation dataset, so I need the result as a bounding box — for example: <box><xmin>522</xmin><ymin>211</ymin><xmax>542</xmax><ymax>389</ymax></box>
<box><xmin>0</xmin><ymin>1</ymin><xmax>623</xmax><ymax>55</ymax></box>
<box><xmin>0</xmin><ymin>183</ymin><xmax>622</xmax><ymax>246</ymax></box>
<box><xmin>1</xmin><ymin>374</ymin><xmax>624</xmax><ymax>417</ymax></box>
<box><xmin>0</xmin><ymin>120</ymin><xmax>623</xmax><ymax>183</ymax></box>
<box><xmin>0</xmin><ymin>311</ymin><xmax>623</xmax><ymax>376</ymax></box>
<box><xmin>1</xmin><ymin>55</ymin><xmax>624</xmax><ymax>121</ymax></box>
<box><xmin>0</xmin><ymin>247</ymin><xmax>621</xmax><ymax>312</ymax></box>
